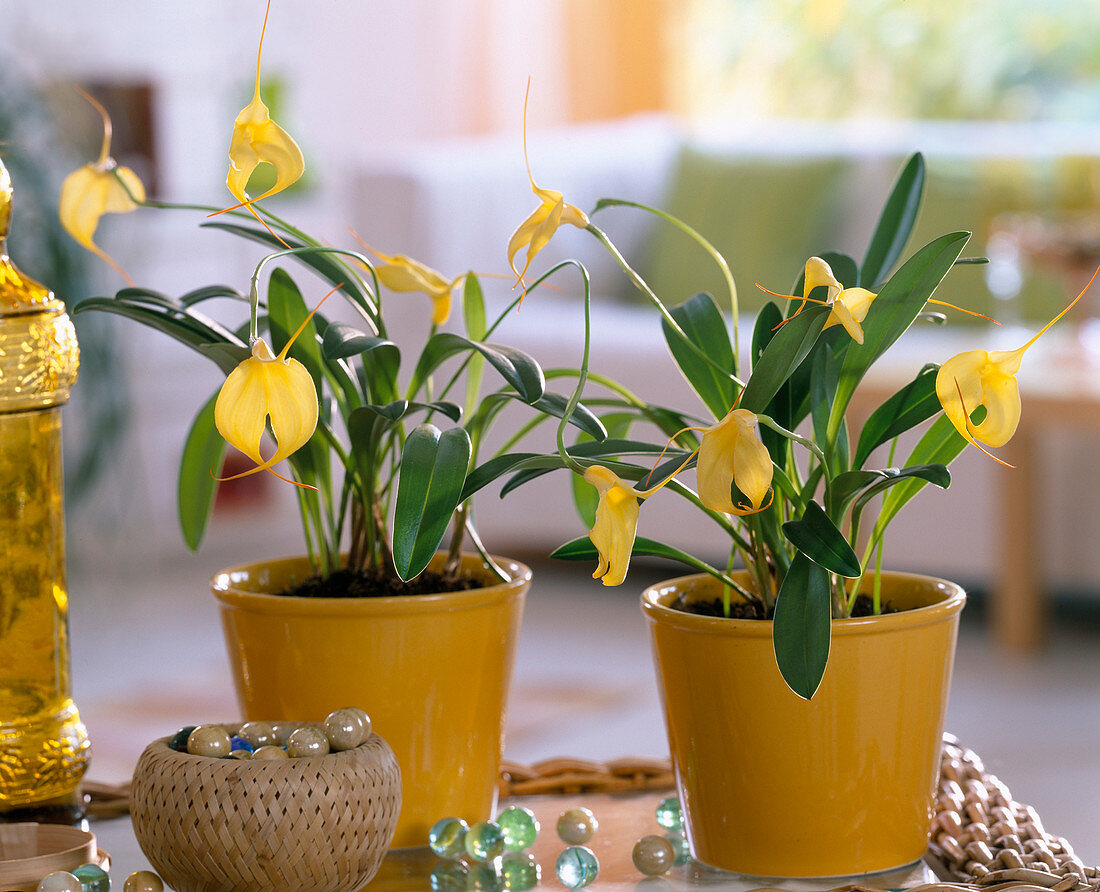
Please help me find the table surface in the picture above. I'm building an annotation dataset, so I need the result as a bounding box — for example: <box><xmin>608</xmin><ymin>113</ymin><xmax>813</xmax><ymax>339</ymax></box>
<box><xmin>91</xmin><ymin>790</ymin><xmax>944</xmax><ymax>891</ymax></box>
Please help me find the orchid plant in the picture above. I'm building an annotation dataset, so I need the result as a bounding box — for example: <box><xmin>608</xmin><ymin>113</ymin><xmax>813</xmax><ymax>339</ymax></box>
<box><xmin>476</xmin><ymin>150</ymin><xmax>1090</xmax><ymax>698</ymax></box>
<box><xmin>60</xmin><ymin>3</ymin><xmax>603</xmax><ymax>588</ymax></box>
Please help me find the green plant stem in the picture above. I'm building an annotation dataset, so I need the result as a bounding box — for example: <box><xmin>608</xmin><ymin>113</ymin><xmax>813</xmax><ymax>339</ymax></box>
<box><xmin>592</xmin><ymin>198</ymin><xmax>741</xmax><ymax>362</ymax></box>
<box><xmin>586</xmin><ymin>223</ymin><xmax>746</xmax><ymax>389</ymax></box>
<box><xmin>757</xmin><ymin>414</ymin><xmax>832</xmax><ymax>485</ymax></box>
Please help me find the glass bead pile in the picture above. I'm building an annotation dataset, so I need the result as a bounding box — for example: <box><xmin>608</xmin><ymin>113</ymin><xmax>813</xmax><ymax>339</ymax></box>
<box><xmin>555</xmin><ymin>845</ymin><xmax>599</xmax><ymax>888</ymax></box>
<box><xmin>35</xmin><ymin>867</ymin><xmax>164</xmax><ymax>892</ymax></box>
<box><xmin>168</xmin><ymin>707</ymin><xmax>371</xmax><ymax>760</ymax></box>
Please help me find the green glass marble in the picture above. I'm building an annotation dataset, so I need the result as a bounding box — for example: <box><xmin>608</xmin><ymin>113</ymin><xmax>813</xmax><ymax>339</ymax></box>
<box><xmin>466</xmin><ymin>861</ymin><xmax>504</xmax><ymax>891</ymax></box>
<box><xmin>668</xmin><ymin>833</ymin><xmax>689</xmax><ymax>867</ymax></box>
<box><xmin>72</xmin><ymin>863</ymin><xmax>110</xmax><ymax>892</ymax></box>
<box><xmin>632</xmin><ymin>834</ymin><xmax>675</xmax><ymax>876</ymax></box>
<box><xmin>655</xmin><ymin>796</ymin><xmax>683</xmax><ymax>831</ymax></box>
<box><xmin>428</xmin><ymin>817</ymin><xmax>468</xmax><ymax>858</ymax></box>
<box><xmin>428</xmin><ymin>859</ymin><xmax>467</xmax><ymax>891</ymax></box>
<box><xmin>464</xmin><ymin>820</ymin><xmax>505</xmax><ymax>862</ymax></box>
<box><xmin>168</xmin><ymin>725</ymin><xmax>196</xmax><ymax>752</ymax></box>
<box><xmin>555</xmin><ymin>845</ymin><xmax>599</xmax><ymax>888</ymax></box>
<box><xmin>556</xmin><ymin>807</ymin><xmax>597</xmax><ymax>844</ymax></box>
<box><xmin>496</xmin><ymin>805</ymin><xmax>539</xmax><ymax>851</ymax></box>
<box><xmin>500</xmin><ymin>852</ymin><xmax>540</xmax><ymax>890</ymax></box>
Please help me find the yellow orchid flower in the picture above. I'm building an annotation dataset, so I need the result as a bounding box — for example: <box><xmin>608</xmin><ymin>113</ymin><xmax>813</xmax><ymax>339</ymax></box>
<box><xmin>217</xmin><ymin>0</ymin><xmax>304</xmax><ymax>227</ymax></box>
<box><xmin>507</xmin><ymin>86</ymin><xmax>588</xmax><ymax>289</ymax></box>
<box><xmin>936</xmin><ymin>266</ymin><xmax>1098</xmax><ymax>460</ymax></box>
<box><xmin>360</xmin><ymin>243</ymin><xmax>463</xmax><ymax>326</ymax></box>
<box><xmin>696</xmin><ymin>408</ymin><xmax>774</xmax><ymax>516</ymax></box>
<box><xmin>213</xmin><ymin>286</ymin><xmax>335</xmax><ymax>486</ymax></box>
<box><xmin>802</xmin><ymin>256</ymin><xmax>877</xmax><ymax>344</ymax></box>
<box><xmin>584</xmin><ymin>465</ymin><xmax>643</xmax><ymax>587</ymax></box>
<box><xmin>58</xmin><ymin>88</ymin><xmax>145</xmax><ymax>286</ymax></box>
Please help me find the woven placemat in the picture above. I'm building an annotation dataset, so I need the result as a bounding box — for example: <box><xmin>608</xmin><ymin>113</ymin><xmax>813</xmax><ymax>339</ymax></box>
<box><xmin>86</xmin><ymin>734</ymin><xmax>1098</xmax><ymax>891</ymax></box>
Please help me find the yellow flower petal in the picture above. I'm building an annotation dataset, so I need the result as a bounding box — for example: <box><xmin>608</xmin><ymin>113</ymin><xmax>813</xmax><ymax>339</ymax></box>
<box><xmin>696</xmin><ymin>409</ymin><xmax>773</xmax><ymax>515</ymax></box>
<box><xmin>823</xmin><ymin>287</ymin><xmax>876</xmax><ymax>344</ymax></box>
<box><xmin>803</xmin><ymin>256</ymin><xmax>842</xmax><ymax>300</ymax></box>
<box><xmin>214</xmin><ymin>337</ymin><xmax>318</xmax><ymax>480</ymax></box>
<box><xmin>584</xmin><ymin>465</ymin><xmax>641</xmax><ymax>587</ymax></box>
<box><xmin>58</xmin><ymin>91</ymin><xmax>145</xmax><ymax>285</ymax></box>
<box><xmin>220</xmin><ymin>0</ymin><xmax>304</xmax><ymax>218</ymax></box>
<box><xmin>507</xmin><ymin>90</ymin><xmax>589</xmax><ymax>287</ymax></box>
<box><xmin>367</xmin><ymin>247</ymin><xmax>458</xmax><ymax>325</ymax></box>
<box><xmin>226</xmin><ymin>94</ymin><xmax>304</xmax><ymax>207</ymax></box>
<box><xmin>935</xmin><ymin>347</ymin><xmax>1024</xmax><ymax>449</ymax></box>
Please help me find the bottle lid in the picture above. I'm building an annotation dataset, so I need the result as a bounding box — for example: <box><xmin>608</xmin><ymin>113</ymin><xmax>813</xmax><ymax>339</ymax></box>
<box><xmin>0</xmin><ymin>157</ymin><xmax>57</xmax><ymax>316</ymax></box>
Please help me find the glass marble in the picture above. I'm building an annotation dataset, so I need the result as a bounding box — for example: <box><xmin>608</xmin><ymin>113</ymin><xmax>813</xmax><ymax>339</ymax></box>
<box><xmin>668</xmin><ymin>833</ymin><xmax>689</xmax><ymax>867</ymax></box>
<box><xmin>464</xmin><ymin>820</ymin><xmax>505</xmax><ymax>862</ymax></box>
<box><xmin>500</xmin><ymin>851</ymin><xmax>540</xmax><ymax>890</ymax></box>
<box><xmin>655</xmin><ymin>796</ymin><xmax>683</xmax><ymax>831</ymax></box>
<box><xmin>237</xmin><ymin>721</ymin><xmax>277</xmax><ymax>749</ymax></box>
<box><xmin>270</xmin><ymin>722</ymin><xmax>299</xmax><ymax>746</ymax></box>
<box><xmin>497</xmin><ymin>805</ymin><xmax>539</xmax><ymax>851</ymax></box>
<box><xmin>168</xmin><ymin>725</ymin><xmax>197</xmax><ymax>752</ymax></box>
<box><xmin>347</xmin><ymin>707</ymin><xmax>372</xmax><ymax>737</ymax></box>
<box><xmin>251</xmin><ymin>745</ymin><xmax>289</xmax><ymax>760</ymax></box>
<box><xmin>37</xmin><ymin>872</ymin><xmax>82</xmax><ymax>892</ymax></box>
<box><xmin>286</xmin><ymin>726</ymin><xmax>330</xmax><ymax>758</ymax></box>
<box><xmin>323</xmin><ymin>708</ymin><xmax>367</xmax><ymax>751</ymax></box>
<box><xmin>466</xmin><ymin>861</ymin><xmax>504</xmax><ymax>891</ymax></box>
<box><xmin>428</xmin><ymin>816</ymin><xmax>468</xmax><ymax>859</ymax></box>
<box><xmin>555</xmin><ymin>845</ymin><xmax>599</xmax><ymax>888</ymax></box>
<box><xmin>556</xmin><ymin>807</ymin><xmax>598</xmax><ymax>844</ymax></box>
<box><xmin>428</xmin><ymin>859</ymin><xmax>467</xmax><ymax>891</ymax></box>
<box><xmin>122</xmin><ymin>872</ymin><xmax>163</xmax><ymax>892</ymax></box>
<box><xmin>72</xmin><ymin>863</ymin><xmax>110</xmax><ymax>892</ymax></box>
<box><xmin>229</xmin><ymin>736</ymin><xmax>254</xmax><ymax>754</ymax></box>
<box><xmin>187</xmin><ymin>724</ymin><xmax>231</xmax><ymax>758</ymax></box>
<box><xmin>632</xmin><ymin>834</ymin><xmax>675</xmax><ymax>876</ymax></box>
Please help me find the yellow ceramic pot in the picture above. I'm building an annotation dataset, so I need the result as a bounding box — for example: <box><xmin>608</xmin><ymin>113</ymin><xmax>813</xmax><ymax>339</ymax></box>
<box><xmin>212</xmin><ymin>552</ymin><xmax>529</xmax><ymax>849</ymax></box>
<box><xmin>642</xmin><ymin>571</ymin><xmax>965</xmax><ymax>878</ymax></box>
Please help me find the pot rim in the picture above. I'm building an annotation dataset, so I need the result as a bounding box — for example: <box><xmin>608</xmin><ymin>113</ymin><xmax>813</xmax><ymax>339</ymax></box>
<box><xmin>211</xmin><ymin>553</ymin><xmax>531</xmax><ymax>616</ymax></box>
<box><xmin>642</xmin><ymin>569</ymin><xmax>965</xmax><ymax>637</ymax></box>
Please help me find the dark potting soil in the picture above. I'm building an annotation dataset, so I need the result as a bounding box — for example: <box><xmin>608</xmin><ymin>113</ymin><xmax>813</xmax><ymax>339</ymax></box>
<box><xmin>280</xmin><ymin>567</ymin><xmax>479</xmax><ymax>598</ymax></box>
<box><xmin>673</xmin><ymin>592</ymin><xmax>898</xmax><ymax>619</ymax></box>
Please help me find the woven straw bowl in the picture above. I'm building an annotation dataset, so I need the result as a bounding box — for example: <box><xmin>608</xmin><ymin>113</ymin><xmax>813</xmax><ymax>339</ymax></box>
<box><xmin>130</xmin><ymin>732</ymin><xmax>401</xmax><ymax>892</ymax></box>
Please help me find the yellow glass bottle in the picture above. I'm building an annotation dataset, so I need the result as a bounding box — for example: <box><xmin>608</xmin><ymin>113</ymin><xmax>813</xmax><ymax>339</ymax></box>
<box><xmin>0</xmin><ymin>157</ymin><xmax>89</xmax><ymax>821</ymax></box>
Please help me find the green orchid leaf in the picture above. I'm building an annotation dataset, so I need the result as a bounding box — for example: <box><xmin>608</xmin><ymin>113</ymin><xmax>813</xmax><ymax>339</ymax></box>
<box><xmin>179</xmin><ymin>284</ymin><xmax>248</xmax><ymax>306</ymax></box>
<box><xmin>853</xmin><ymin>364</ymin><xmax>941</xmax><ymax>468</ymax></box>
<box><xmin>462</xmin><ymin>274</ymin><xmax>487</xmax><ymax>409</ymax></box>
<box><xmin>878</xmin><ymin>416</ymin><xmax>967</xmax><ymax>529</ymax></box>
<box><xmin>550</xmin><ymin>535</ymin><xmax>716</xmax><ymax>574</ymax></box>
<box><xmin>751</xmin><ymin>301</ymin><xmax>784</xmax><ymax>361</ymax></box>
<box><xmin>831</xmin><ymin>231</ymin><xmax>969</xmax><ymax>426</ymax></box>
<box><xmin>411</xmin><ymin>401</ymin><xmax>463</xmax><ymax>423</ymax></box>
<box><xmin>661</xmin><ymin>292</ymin><xmax>737</xmax><ymax>418</ymax></box>
<box><xmin>321</xmin><ymin>322</ymin><xmax>400</xmax><ymax>403</ymax></box>
<box><xmin>197</xmin><ymin>343</ymin><xmax>252</xmax><ymax>375</ymax></box>
<box><xmin>73</xmin><ymin>298</ymin><xmax>242</xmax><ymax>368</ymax></box>
<box><xmin>810</xmin><ymin>342</ymin><xmax>840</xmax><ymax>451</ymax></box>
<box><xmin>411</xmin><ymin>333</ymin><xmax>545</xmax><ymax>404</ymax></box>
<box><xmin>826</xmin><ymin>470</ymin><xmax>890</xmax><ymax>518</ymax></box>
<box><xmin>861</xmin><ymin>153</ymin><xmax>925</xmax><ymax>289</ymax></box>
<box><xmin>393</xmin><ymin>424</ymin><xmax>473</xmax><ymax>581</ymax></box>
<box><xmin>178</xmin><ymin>392</ymin><xmax>226</xmax><ymax>552</ymax></box>
<box><xmin>531</xmin><ymin>392</ymin><xmax>607</xmax><ymax>441</ymax></box>
<box><xmin>772</xmin><ymin>553</ymin><xmax>832</xmax><ymax>700</ymax></box>
<box><xmin>782</xmin><ymin>501</ymin><xmax>861</xmax><ymax>578</ymax></box>
<box><xmin>741</xmin><ymin>304</ymin><xmax>830</xmax><ymax>413</ymax></box>
<box><xmin>201</xmin><ymin>222</ymin><xmax>378</xmax><ymax>325</ymax></box>
<box><xmin>851</xmin><ymin>464</ymin><xmax>950</xmax><ymax>516</ymax></box>
<box><xmin>267</xmin><ymin>268</ymin><xmax>325</xmax><ymax>397</ymax></box>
